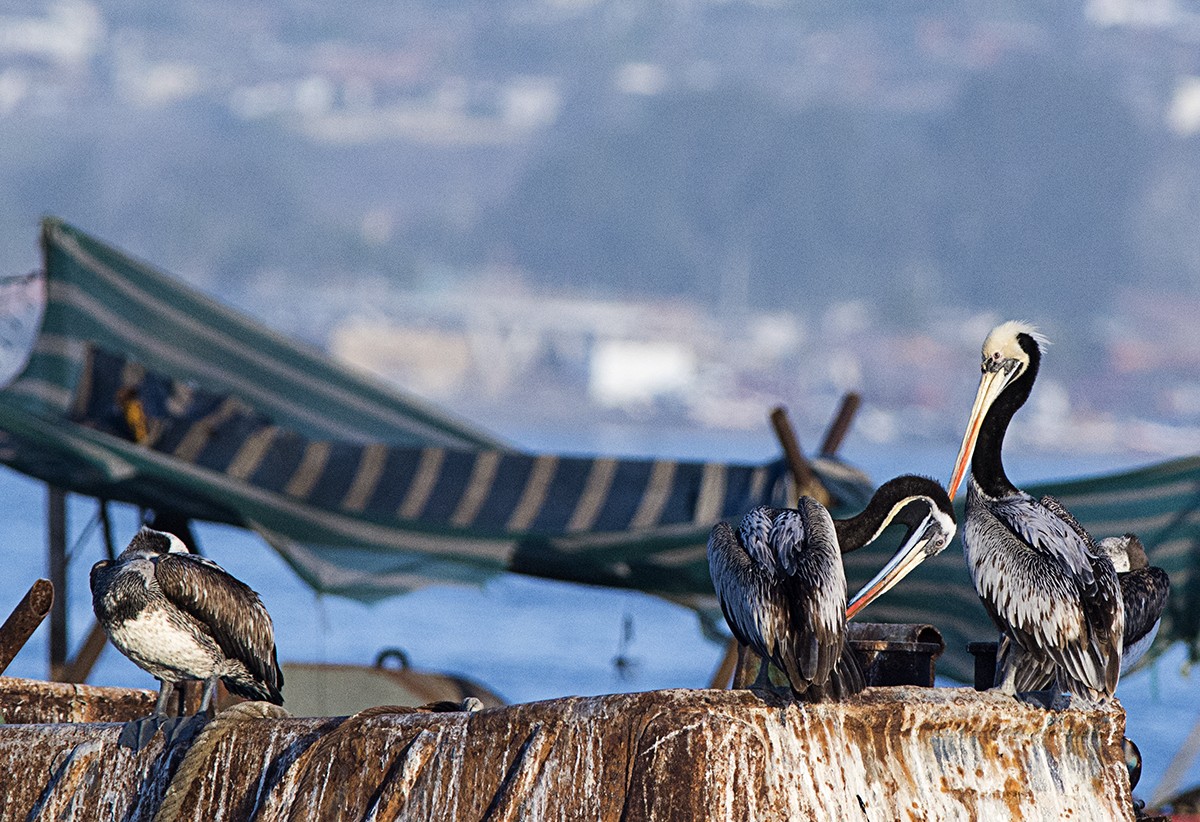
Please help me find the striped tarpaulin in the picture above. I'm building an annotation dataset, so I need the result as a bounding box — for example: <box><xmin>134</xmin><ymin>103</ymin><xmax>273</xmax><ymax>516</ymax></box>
<box><xmin>63</xmin><ymin>344</ymin><xmax>791</xmax><ymax>603</ymax></box>
<box><xmin>12</xmin><ymin>218</ymin><xmax>501</xmax><ymax>448</ymax></box>
<box><xmin>0</xmin><ymin>218</ymin><xmax>871</xmax><ymax>619</ymax></box>
<box><xmin>3</xmin><ymin>219</ymin><xmax>1194</xmax><ymax>683</ymax></box>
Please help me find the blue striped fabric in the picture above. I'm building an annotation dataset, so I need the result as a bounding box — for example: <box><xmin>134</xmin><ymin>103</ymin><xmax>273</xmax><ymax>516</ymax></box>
<box><xmin>71</xmin><ymin>345</ymin><xmax>787</xmax><ymax>539</ymax></box>
<box><xmin>0</xmin><ymin>219</ymin><xmax>871</xmax><ymax>615</ymax></box>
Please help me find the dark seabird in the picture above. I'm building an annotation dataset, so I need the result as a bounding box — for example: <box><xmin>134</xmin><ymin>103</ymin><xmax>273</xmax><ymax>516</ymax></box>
<box><xmin>707</xmin><ymin>475</ymin><xmax>956</xmax><ymax>701</ymax></box>
<box><xmin>948</xmin><ymin>321</ymin><xmax>1123</xmax><ymax>706</ymax></box>
<box><xmin>1096</xmin><ymin>533</ymin><xmax>1168</xmax><ymax>673</ymax></box>
<box><xmin>91</xmin><ymin>526</ymin><xmax>283</xmax><ymax>746</ymax></box>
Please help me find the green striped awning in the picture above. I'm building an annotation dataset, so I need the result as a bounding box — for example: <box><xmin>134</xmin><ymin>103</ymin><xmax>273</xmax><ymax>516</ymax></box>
<box><xmin>0</xmin><ymin>218</ymin><xmax>872</xmax><ymax>616</ymax></box>
<box><xmin>2</xmin><ymin>219</ymin><xmax>1193</xmax><ymax>684</ymax></box>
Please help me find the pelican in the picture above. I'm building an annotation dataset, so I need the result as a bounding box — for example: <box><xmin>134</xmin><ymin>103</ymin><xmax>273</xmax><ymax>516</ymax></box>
<box><xmin>708</xmin><ymin>475</ymin><xmax>956</xmax><ymax>701</ymax></box>
<box><xmin>948</xmin><ymin>321</ymin><xmax>1123</xmax><ymax>706</ymax></box>
<box><xmin>1097</xmin><ymin>534</ymin><xmax>1169</xmax><ymax>673</ymax></box>
<box><xmin>91</xmin><ymin>527</ymin><xmax>283</xmax><ymax>747</ymax></box>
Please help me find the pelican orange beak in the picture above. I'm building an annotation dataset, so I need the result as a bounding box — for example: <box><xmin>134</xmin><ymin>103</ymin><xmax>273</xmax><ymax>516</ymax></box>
<box><xmin>947</xmin><ymin>365</ymin><xmax>1017</xmax><ymax>500</ymax></box>
<box><xmin>845</xmin><ymin>510</ymin><xmax>956</xmax><ymax>620</ymax></box>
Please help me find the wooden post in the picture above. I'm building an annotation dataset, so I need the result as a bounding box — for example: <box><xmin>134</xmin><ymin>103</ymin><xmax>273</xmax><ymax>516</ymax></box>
<box><xmin>47</xmin><ymin>486</ymin><xmax>67</xmax><ymax>681</ymax></box>
<box><xmin>820</xmin><ymin>392</ymin><xmax>861</xmax><ymax>457</ymax></box>
<box><xmin>770</xmin><ymin>406</ymin><xmax>830</xmax><ymax>507</ymax></box>
<box><xmin>0</xmin><ymin>579</ymin><xmax>54</xmax><ymax>675</ymax></box>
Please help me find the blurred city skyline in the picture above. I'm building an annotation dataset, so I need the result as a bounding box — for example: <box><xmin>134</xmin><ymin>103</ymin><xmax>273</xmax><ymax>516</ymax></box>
<box><xmin>1</xmin><ymin>0</ymin><xmax>1199</xmax><ymax>464</ymax></box>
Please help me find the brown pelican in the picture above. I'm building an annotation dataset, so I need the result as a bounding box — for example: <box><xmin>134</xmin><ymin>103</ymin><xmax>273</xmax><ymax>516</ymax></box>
<box><xmin>708</xmin><ymin>475</ymin><xmax>956</xmax><ymax>701</ymax></box>
<box><xmin>91</xmin><ymin>527</ymin><xmax>283</xmax><ymax>747</ymax></box>
<box><xmin>948</xmin><ymin>321</ymin><xmax>1123</xmax><ymax>706</ymax></box>
<box><xmin>1096</xmin><ymin>534</ymin><xmax>1168</xmax><ymax>673</ymax></box>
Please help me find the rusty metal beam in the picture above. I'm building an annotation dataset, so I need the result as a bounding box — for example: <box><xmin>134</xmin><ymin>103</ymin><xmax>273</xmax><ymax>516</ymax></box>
<box><xmin>0</xmin><ymin>579</ymin><xmax>54</xmax><ymax>675</ymax></box>
<box><xmin>819</xmin><ymin>391</ymin><xmax>861</xmax><ymax>457</ymax></box>
<box><xmin>0</xmin><ymin>676</ymin><xmax>154</xmax><ymax>723</ymax></box>
<box><xmin>47</xmin><ymin>486</ymin><xmax>67</xmax><ymax>682</ymax></box>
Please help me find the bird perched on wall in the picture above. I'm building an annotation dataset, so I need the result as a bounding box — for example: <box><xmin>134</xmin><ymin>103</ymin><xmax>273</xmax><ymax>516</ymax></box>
<box><xmin>1095</xmin><ymin>533</ymin><xmax>1168</xmax><ymax>673</ymax></box>
<box><xmin>947</xmin><ymin>321</ymin><xmax>1123</xmax><ymax>708</ymax></box>
<box><xmin>91</xmin><ymin>526</ymin><xmax>283</xmax><ymax>748</ymax></box>
<box><xmin>1008</xmin><ymin>530</ymin><xmax>1171</xmax><ymax>693</ymax></box>
<box><xmin>707</xmin><ymin>475</ymin><xmax>956</xmax><ymax>701</ymax></box>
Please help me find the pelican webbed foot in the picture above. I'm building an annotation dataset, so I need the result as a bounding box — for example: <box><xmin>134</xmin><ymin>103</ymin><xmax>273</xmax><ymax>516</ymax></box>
<box><xmin>116</xmin><ymin>712</ymin><xmax>206</xmax><ymax>750</ymax></box>
<box><xmin>161</xmin><ymin>713</ymin><xmax>207</xmax><ymax>745</ymax></box>
<box><xmin>117</xmin><ymin>714</ymin><xmax>168</xmax><ymax>750</ymax></box>
<box><xmin>1014</xmin><ymin>688</ymin><xmax>1072</xmax><ymax>712</ymax></box>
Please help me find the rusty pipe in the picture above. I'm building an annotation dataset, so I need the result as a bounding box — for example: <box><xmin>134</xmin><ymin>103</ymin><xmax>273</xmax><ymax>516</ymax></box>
<box><xmin>0</xmin><ymin>579</ymin><xmax>54</xmax><ymax>675</ymax></box>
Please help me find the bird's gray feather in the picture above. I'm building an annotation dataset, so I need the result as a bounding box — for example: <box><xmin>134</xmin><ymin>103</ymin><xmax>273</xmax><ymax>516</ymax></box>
<box><xmin>965</xmin><ymin>481</ymin><xmax>1123</xmax><ymax>698</ymax></box>
<box><xmin>708</xmin><ymin>501</ymin><xmax>853</xmax><ymax>701</ymax></box>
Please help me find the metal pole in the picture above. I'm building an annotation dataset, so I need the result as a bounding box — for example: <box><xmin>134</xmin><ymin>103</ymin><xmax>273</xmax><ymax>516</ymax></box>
<box><xmin>99</xmin><ymin>499</ymin><xmax>117</xmax><ymax>560</ymax></box>
<box><xmin>48</xmin><ymin>485</ymin><xmax>67</xmax><ymax>681</ymax></box>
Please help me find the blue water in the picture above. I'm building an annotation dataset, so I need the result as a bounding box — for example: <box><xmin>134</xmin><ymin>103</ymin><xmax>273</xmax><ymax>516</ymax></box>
<box><xmin>1</xmin><ymin>427</ymin><xmax>1195</xmax><ymax>805</ymax></box>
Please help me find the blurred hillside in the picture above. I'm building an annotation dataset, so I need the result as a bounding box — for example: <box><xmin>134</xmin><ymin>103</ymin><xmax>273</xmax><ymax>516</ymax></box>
<box><xmin>2</xmin><ymin>0</ymin><xmax>1200</xmax><ymax>455</ymax></box>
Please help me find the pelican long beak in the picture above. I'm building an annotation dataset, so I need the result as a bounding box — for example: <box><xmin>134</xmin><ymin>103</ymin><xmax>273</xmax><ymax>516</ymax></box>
<box><xmin>845</xmin><ymin>516</ymin><xmax>955</xmax><ymax>620</ymax></box>
<box><xmin>947</xmin><ymin>368</ymin><xmax>1012</xmax><ymax>499</ymax></box>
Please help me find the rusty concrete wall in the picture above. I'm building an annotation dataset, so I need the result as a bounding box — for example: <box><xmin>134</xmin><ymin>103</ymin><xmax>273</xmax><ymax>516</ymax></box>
<box><xmin>0</xmin><ymin>686</ymin><xmax>1132</xmax><ymax>821</ymax></box>
<box><xmin>0</xmin><ymin>676</ymin><xmax>156</xmax><ymax>723</ymax></box>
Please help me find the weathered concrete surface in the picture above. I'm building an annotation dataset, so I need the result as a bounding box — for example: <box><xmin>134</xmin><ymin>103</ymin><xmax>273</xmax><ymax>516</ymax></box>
<box><xmin>0</xmin><ymin>687</ymin><xmax>1132</xmax><ymax>821</ymax></box>
<box><xmin>280</xmin><ymin>662</ymin><xmax>506</xmax><ymax>716</ymax></box>
<box><xmin>0</xmin><ymin>675</ymin><xmax>156</xmax><ymax>723</ymax></box>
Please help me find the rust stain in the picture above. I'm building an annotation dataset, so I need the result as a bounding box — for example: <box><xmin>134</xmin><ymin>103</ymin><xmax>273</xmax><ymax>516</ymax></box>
<box><xmin>482</xmin><ymin>721</ymin><xmax>561</xmax><ymax>822</ymax></box>
<box><xmin>1002</xmin><ymin>773</ymin><xmax>1026</xmax><ymax>819</ymax></box>
<box><xmin>0</xmin><ymin>686</ymin><xmax>1135</xmax><ymax>821</ymax></box>
<box><xmin>0</xmin><ymin>676</ymin><xmax>155</xmax><ymax>724</ymax></box>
